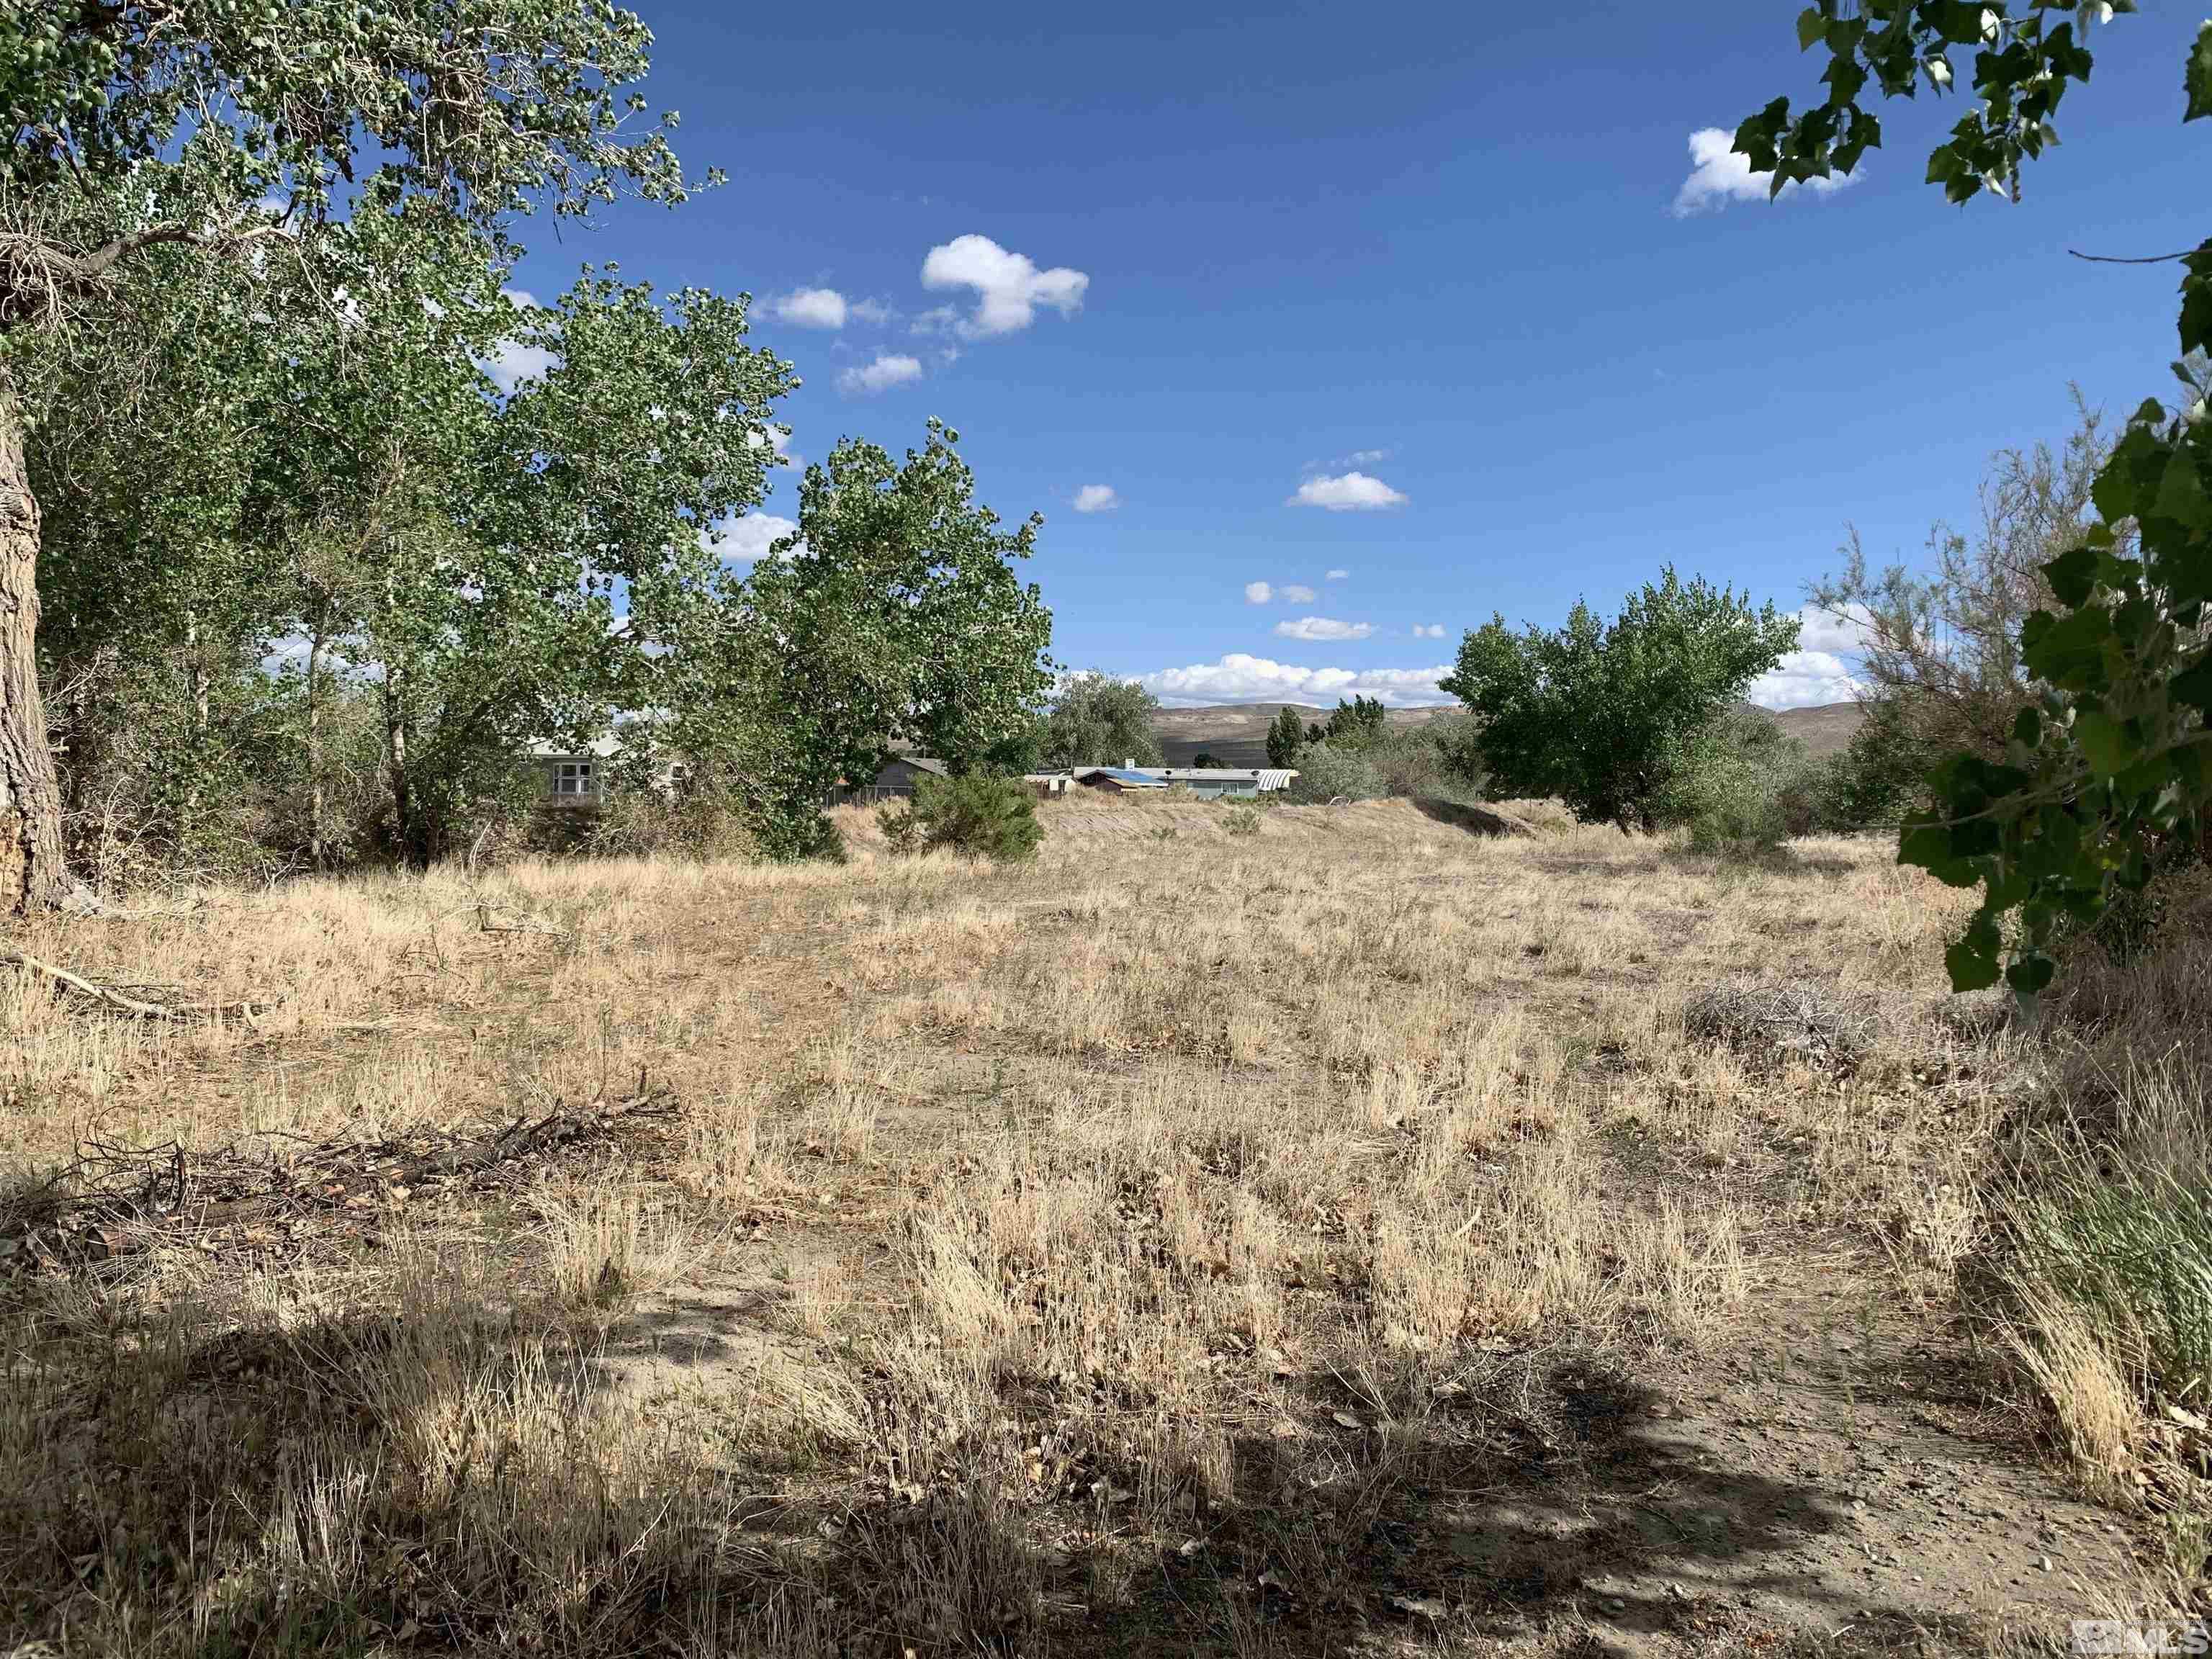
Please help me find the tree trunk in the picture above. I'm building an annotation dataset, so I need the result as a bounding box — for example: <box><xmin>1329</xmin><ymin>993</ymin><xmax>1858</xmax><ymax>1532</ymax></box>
<box><xmin>0</xmin><ymin>372</ymin><xmax>65</xmax><ymax>913</ymax></box>
<box><xmin>305</xmin><ymin>622</ymin><xmax>325</xmax><ymax>868</ymax></box>
<box><xmin>385</xmin><ymin>662</ymin><xmax>415</xmax><ymax>868</ymax></box>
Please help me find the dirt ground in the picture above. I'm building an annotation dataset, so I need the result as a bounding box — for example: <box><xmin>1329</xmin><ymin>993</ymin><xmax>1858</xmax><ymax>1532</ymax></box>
<box><xmin>0</xmin><ymin>796</ymin><xmax>2164</xmax><ymax>1655</ymax></box>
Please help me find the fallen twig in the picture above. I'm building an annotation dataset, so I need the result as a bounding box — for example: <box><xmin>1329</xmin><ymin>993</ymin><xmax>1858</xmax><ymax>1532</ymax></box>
<box><xmin>0</xmin><ymin>948</ymin><xmax>269</xmax><ymax>1022</ymax></box>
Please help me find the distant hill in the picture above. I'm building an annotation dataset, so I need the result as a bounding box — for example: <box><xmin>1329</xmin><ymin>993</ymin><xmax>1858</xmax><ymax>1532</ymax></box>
<box><xmin>1766</xmin><ymin>701</ymin><xmax>1865</xmax><ymax>759</ymax></box>
<box><xmin>1149</xmin><ymin>701</ymin><xmax>1865</xmax><ymax>768</ymax></box>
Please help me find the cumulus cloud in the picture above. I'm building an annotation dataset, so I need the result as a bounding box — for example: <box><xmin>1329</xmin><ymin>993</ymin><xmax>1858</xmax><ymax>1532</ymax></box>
<box><xmin>703</xmin><ymin>511</ymin><xmax>802</xmax><ymax>562</ymax></box>
<box><xmin>1280</xmin><ymin>583</ymin><xmax>1318</xmax><ymax>604</ymax></box>
<box><xmin>1244</xmin><ymin>581</ymin><xmax>1274</xmax><ymax>605</ymax></box>
<box><xmin>1412</xmin><ymin>624</ymin><xmax>1449</xmax><ymax>639</ymax></box>
<box><xmin>1288</xmin><ymin>472</ymin><xmax>1408</xmax><ymax>511</ymax></box>
<box><xmin>1794</xmin><ymin>602</ymin><xmax>1878</xmax><ymax>656</ymax></box>
<box><xmin>1071</xmin><ymin>484</ymin><xmax>1120</xmax><ymax>513</ymax></box>
<box><xmin>837</xmin><ymin>353</ymin><xmax>924</xmax><ymax>396</ymax></box>
<box><xmin>850</xmin><ymin>297</ymin><xmax>897</xmax><ymax>325</ymax></box>
<box><xmin>1275</xmin><ymin>616</ymin><xmax>1373</xmax><ymax>642</ymax></box>
<box><xmin>1673</xmin><ymin>127</ymin><xmax>1858</xmax><ymax>217</ymax></box>
<box><xmin>1138</xmin><ymin>655</ymin><xmax>1455</xmax><ymax>708</ymax></box>
<box><xmin>1748</xmin><ymin>650</ymin><xmax>1861</xmax><ymax>709</ymax></box>
<box><xmin>480</xmin><ymin>288</ymin><xmax>558</xmax><ymax>392</ymax></box>
<box><xmin>1326</xmin><ymin>569</ymin><xmax>1350</xmax><ymax>582</ymax></box>
<box><xmin>770</xmin><ymin>287</ymin><xmax>848</xmax><ymax>328</ymax></box>
<box><xmin>920</xmin><ymin>234</ymin><xmax>1089</xmax><ymax>336</ymax></box>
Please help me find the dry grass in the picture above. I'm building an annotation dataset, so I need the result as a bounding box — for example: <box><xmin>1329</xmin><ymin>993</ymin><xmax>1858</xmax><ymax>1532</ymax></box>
<box><xmin>0</xmin><ymin>795</ymin><xmax>2180</xmax><ymax>1652</ymax></box>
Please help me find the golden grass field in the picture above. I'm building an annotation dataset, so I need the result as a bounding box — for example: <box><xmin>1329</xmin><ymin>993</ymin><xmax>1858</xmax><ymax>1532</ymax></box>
<box><xmin>0</xmin><ymin>795</ymin><xmax>2198</xmax><ymax>1656</ymax></box>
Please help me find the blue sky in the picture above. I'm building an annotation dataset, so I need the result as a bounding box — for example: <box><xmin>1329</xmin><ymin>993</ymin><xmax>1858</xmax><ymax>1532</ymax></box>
<box><xmin>505</xmin><ymin>1</ymin><xmax>2210</xmax><ymax>708</ymax></box>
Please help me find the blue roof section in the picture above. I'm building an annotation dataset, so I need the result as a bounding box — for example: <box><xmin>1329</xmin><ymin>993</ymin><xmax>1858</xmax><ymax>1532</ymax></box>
<box><xmin>1074</xmin><ymin>766</ymin><xmax>1166</xmax><ymax>786</ymax></box>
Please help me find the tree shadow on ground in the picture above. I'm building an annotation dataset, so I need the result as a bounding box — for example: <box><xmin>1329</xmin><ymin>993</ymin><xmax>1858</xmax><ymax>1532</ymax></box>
<box><xmin>1408</xmin><ymin>796</ymin><xmax>1536</xmax><ymax>838</ymax></box>
<box><xmin>1061</xmin><ymin>1358</ymin><xmax>1996</xmax><ymax>1658</ymax></box>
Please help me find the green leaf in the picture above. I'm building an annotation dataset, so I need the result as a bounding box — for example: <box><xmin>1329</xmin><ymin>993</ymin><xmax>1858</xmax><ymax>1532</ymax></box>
<box><xmin>1797</xmin><ymin>6</ymin><xmax>1828</xmax><ymax>51</ymax></box>
<box><xmin>2073</xmin><ymin>708</ymin><xmax>2134</xmax><ymax>777</ymax></box>
<box><xmin>2005</xmin><ymin>953</ymin><xmax>2056</xmax><ymax>995</ymax></box>
<box><xmin>2186</xmin><ymin>21</ymin><xmax>2212</xmax><ymax>122</ymax></box>
<box><xmin>2042</xmin><ymin>543</ymin><xmax>2102</xmax><ymax>608</ymax></box>
<box><xmin>2011</xmin><ymin>705</ymin><xmax>2042</xmax><ymax>748</ymax></box>
<box><xmin>1945</xmin><ymin>930</ymin><xmax>2003</xmax><ymax>993</ymax></box>
<box><xmin>2152</xmin><ymin>445</ymin><xmax>2211</xmax><ymax>531</ymax></box>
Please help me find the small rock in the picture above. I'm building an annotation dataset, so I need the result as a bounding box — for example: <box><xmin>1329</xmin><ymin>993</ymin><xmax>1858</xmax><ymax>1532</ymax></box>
<box><xmin>1331</xmin><ymin>1411</ymin><xmax>1362</xmax><ymax>1430</ymax></box>
<box><xmin>2040</xmin><ymin>1556</ymin><xmax>2052</xmax><ymax>1573</ymax></box>
<box><xmin>1391</xmin><ymin>1594</ymin><xmax>1447</xmax><ymax>1620</ymax></box>
<box><xmin>1605</xmin><ymin>1596</ymin><xmax>1627</xmax><ymax>1613</ymax></box>
<box><xmin>1178</xmin><ymin>1538</ymin><xmax>1202</xmax><ymax>1557</ymax></box>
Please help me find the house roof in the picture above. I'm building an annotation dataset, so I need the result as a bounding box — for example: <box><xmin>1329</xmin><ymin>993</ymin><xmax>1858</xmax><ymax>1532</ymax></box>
<box><xmin>526</xmin><ymin>735</ymin><xmax>623</xmax><ymax>760</ymax></box>
<box><xmin>1074</xmin><ymin>766</ymin><xmax>1166</xmax><ymax>788</ymax></box>
<box><xmin>1148</xmin><ymin>768</ymin><xmax>1258</xmax><ymax>781</ymax></box>
<box><xmin>889</xmin><ymin>755</ymin><xmax>950</xmax><ymax>777</ymax></box>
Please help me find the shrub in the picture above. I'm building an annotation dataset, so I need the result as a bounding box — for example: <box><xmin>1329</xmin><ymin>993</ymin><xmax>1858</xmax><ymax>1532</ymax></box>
<box><xmin>1655</xmin><ymin>708</ymin><xmax>1825</xmax><ymax>852</ymax></box>
<box><xmin>1285</xmin><ymin>743</ymin><xmax>1384</xmax><ymax>803</ymax></box>
<box><xmin>887</xmin><ymin>774</ymin><xmax>1043</xmax><ymax>862</ymax></box>
<box><xmin>1222</xmin><ymin>804</ymin><xmax>1260</xmax><ymax>837</ymax></box>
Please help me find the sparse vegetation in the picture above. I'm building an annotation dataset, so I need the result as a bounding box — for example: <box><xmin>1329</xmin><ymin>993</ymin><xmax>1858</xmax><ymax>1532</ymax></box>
<box><xmin>0</xmin><ymin>795</ymin><xmax>2184</xmax><ymax>1652</ymax></box>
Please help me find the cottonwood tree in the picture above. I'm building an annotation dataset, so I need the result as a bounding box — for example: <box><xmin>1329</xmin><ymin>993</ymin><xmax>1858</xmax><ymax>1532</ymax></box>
<box><xmin>1735</xmin><ymin>2</ymin><xmax>2212</xmax><ymax>1001</ymax></box>
<box><xmin>262</xmin><ymin>233</ymin><xmax>791</xmax><ymax>866</ymax></box>
<box><xmin>1441</xmin><ymin>568</ymin><xmax>1798</xmax><ymax>831</ymax></box>
<box><xmin>1265</xmin><ymin>705</ymin><xmax>1305</xmax><ymax>770</ymax></box>
<box><xmin>0</xmin><ymin>0</ymin><xmax>703</xmax><ymax>908</ymax></box>
<box><xmin>662</xmin><ymin>421</ymin><xmax>1053</xmax><ymax>858</ymax></box>
<box><xmin>1040</xmin><ymin>672</ymin><xmax>1163</xmax><ymax>769</ymax></box>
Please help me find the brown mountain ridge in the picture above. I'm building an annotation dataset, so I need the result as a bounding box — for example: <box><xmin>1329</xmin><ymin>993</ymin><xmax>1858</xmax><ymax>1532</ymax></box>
<box><xmin>1150</xmin><ymin>702</ymin><xmax>1863</xmax><ymax>769</ymax></box>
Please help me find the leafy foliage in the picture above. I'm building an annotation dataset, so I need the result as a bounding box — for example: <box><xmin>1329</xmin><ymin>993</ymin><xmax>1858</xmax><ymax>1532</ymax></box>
<box><xmin>1265</xmin><ymin>706</ymin><xmax>1305</xmax><ymax>770</ymax></box>
<box><xmin>882</xmin><ymin>774</ymin><xmax>1044</xmax><ymax>863</ymax></box>
<box><xmin>1040</xmin><ymin>673</ymin><xmax>1161</xmax><ymax>768</ymax></box>
<box><xmin>664</xmin><ymin>421</ymin><xmax>1053</xmax><ymax>860</ymax></box>
<box><xmin>1654</xmin><ymin>707</ymin><xmax>1827</xmax><ymax>853</ymax></box>
<box><xmin>1322</xmin><ymin>695</ymin><xmax>1388</xmax><ymax>750</ymax></box>
<box><xmin>1440</xmin><ymin>568</ymin><xmax>1799</xmax><ymax>831</ymax></box>
<box><xmin>1737</xmin><ymin>4</ymin><xmax>2212</xmax><ymax>1003</ymax></box>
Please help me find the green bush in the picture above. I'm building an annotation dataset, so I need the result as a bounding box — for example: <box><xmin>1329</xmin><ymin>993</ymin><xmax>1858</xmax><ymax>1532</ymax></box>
<box><xmin>1285</xmin><ymin>742</ymin><xmax>1385</xmax><ymax>803</ymax></box>
<box><xmin>883</xmin><ymin>774</ymin><xmax>1043</xmax><ymax>862</ymax></box>
<box><xmin>1655</xmin><ymin>707</ymin><xmax>1827</xmax><ymax>853</ymax></box>
<box><xmin>1223</xmin><ymin>803</ymin><xmax>1261</xmax><ymax>837</ymax></box>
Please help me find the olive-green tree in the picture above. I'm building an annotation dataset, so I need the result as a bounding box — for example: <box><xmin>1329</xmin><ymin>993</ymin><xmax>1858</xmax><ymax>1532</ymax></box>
<box><xmin>662</xmin><ymin>422</ymin><xmax>1054</xmax><ymax>859</ymax></box>
<box><xmin>1441</xmin><ymin>568</ymin><xmax>1799</xmax><ymax>832</ymax></box>
<box><xmin>1265</xmin><ymin>705</ymin><xmax>1306</xmax><ymax>770</ymax></box>
<box><xmin>1040</xmin><ymin>673</ymin><xmax>1163</xmax><ymax>769</ymax></box>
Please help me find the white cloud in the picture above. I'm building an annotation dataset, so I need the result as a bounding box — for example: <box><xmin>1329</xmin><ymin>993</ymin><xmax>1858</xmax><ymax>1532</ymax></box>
<box><xmin>1071</xmin><ymin>484</ymin><xmax>1120</xmax><ymax>513</ymax></box>
<box><xmin>1748</xmin><ymin>650</ymin><xmax>1861</xmax><ymax>710</ymax></box>
<box><xmin>1280</xmin><ymin>583</ymin><xmax>1318</xmax><ymax>604</ymax></box>
<box><xmin>920</xmin><ymin>233</ymin><xmax>1089</xmax><ymax>336</ymax></box>
<box><xmin>1276</xmin><ymin>616</ymin><xmax>1373</xmax><ymax>642</ymax></box>
<box><xmin>1288</xmin><ymin>472</ymin><xmax>1408</xmax><ymax>512</ymax></box>
<box><xmin>1793</xmin><ymin>602</ymin><xmax>1877</xmax><ymax>656</ymax></box>
<box><xmin>1325</xmin><ymin>569</ymin><xmax>1350</xmax><ymax>582</ymax></box>
<box><xmin>480</xmin><ymin>288</ymin><xmax>558</xmax><ymax>393</ymax></box>
<box><xmin>703</xmin><ymin>511</ymin><xmax>803</xmax><ymax>562</ymax></box>
<box><xmin>1244</xmin><ymin>581</ymin><xmax>1274</xmax><ymax>606</ymax></box>
<box><xmin>746</xmin><ymin>426</ymin><xmax>793</xmax><ymax>458</ymax></box>
<box><xmin>1346</xmin><ymin>449</ymin><xmax>1390</xmax><ymax>464</ymax></box>
<box><xmin>850</xmin><ymin>297</ymin><xmax>897</xmax><ymax>325</ymax></box>
<box><xmin>1673</xmin><ymin>127</ymin><xmax>1858</xmax><ymax>217</ymax></box>
<box><xmin>1138</xmin><ymin>654</ymin><xmax>1455</xmax><ymax>708</ymax></box>
<box><xmin>1412</xmin><ymin>624</ymin><xmax>1449</xmax><ymax>639</ymax></box>
<box><xmin>770</xmin><ymin>287</ymin><xmax>848</xmax><ymax>328</ymax></box>
<box><xmin>837</xmin><ymin>354</ymin><xmax>924</xmax><ymax>396</ymax></box>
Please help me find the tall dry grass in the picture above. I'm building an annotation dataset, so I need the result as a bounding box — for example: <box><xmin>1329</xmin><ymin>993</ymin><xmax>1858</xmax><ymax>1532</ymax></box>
<box><xmin>0</xmin><ymin>794</ymin><xmax>2185</xmax><ymax>1648</ymax></box>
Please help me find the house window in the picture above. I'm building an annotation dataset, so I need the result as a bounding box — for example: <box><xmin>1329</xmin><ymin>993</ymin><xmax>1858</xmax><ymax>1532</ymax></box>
<box><xmin>554</xmin><ymin>760</ymin><xmax>594</xmax><ymax>796</ymax></box>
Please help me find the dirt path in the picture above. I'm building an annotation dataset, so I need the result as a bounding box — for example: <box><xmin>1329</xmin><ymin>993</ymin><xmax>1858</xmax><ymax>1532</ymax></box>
<box><xmin>1426</xmin><ymin>1267</ymin><xmax>2137</xmax><ymax>1655</ymax></box>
